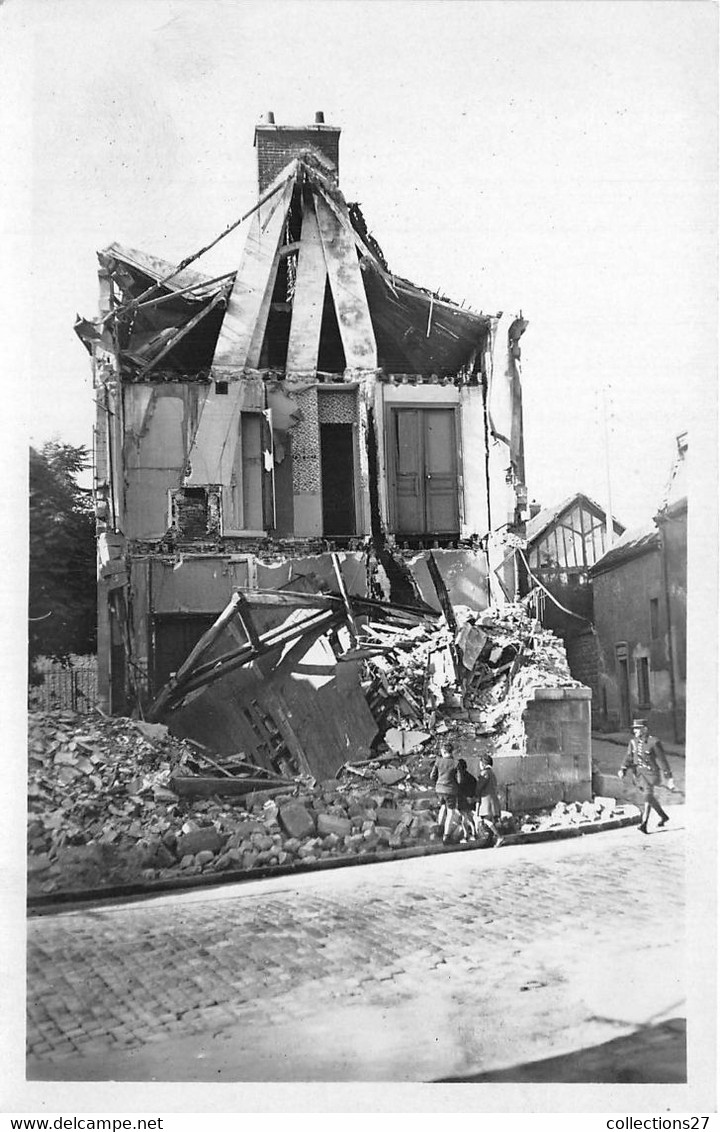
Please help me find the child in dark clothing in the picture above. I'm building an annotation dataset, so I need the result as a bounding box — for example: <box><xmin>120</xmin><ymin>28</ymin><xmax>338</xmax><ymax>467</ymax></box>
<box><xmin>455</xmin><ymin>758</ymin><xmax>477</xmax><ymax>842</ymax></box>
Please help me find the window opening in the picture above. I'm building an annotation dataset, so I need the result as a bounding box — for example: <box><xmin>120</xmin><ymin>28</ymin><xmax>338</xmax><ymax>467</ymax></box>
<box><xmin>650</xmin><ymin>597</ymin><xmax>660</xmax><ymax>639</ymax></box>
<box><xmin>170</xmin><ymin>486</ymin><xmax>221</xmax><ymax>541</ymax></box>
<box><xmin>636</xmin><ymin>656</ymin><xmax>651</xmax><ymax>707</ymax></box>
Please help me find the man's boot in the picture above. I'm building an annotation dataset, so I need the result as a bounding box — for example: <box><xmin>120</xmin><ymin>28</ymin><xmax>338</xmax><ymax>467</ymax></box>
<box><xmin>638</xmin><ymin>804</ymin><xmax>651</xmax><ymax>833</ymax></box>
<box><xmin>657</xmin><ymin>808</ymin><xmax>670</xmax><ymax>828</ymax></box>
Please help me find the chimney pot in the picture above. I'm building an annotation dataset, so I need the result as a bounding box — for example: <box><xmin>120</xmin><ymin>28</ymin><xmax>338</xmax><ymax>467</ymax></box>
<box><xmin>315</xmin><ymin>111</ymin><xmax>325</xmax><ymax>123</ymax></box>
<box><xmin>266</xmin><ymin>111</ymin><xmax>275</xmax><ymax>124</ymax></box>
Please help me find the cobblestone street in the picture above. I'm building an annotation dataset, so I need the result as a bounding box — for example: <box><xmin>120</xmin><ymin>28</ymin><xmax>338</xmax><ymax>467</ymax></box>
<box><xmin>24</xmin><ymin>813</ymin><xmax>690</xmax><ymax>1086</ymax></box>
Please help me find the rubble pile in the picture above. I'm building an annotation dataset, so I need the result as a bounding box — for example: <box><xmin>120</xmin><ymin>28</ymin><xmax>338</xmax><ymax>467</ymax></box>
<box><xmin>361</xmin><ymin>600</ymin><xmax>582</xmax><ymax>756</ymax></box>
<box><xmin>26</xmin><ymin>601</ymin><xmax>607</xmax><ymax>900</ymax></box>
<box><xmin>26</xmin><ymin>710</ymin><xmax>451</xmax><ymax>897</ymax></box>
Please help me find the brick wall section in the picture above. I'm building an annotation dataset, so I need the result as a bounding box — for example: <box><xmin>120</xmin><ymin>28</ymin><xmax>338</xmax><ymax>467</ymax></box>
<box><xmin>255</xmin><ymin>126</ymin><xmax>340</xmax><ymax>191</ymax></box>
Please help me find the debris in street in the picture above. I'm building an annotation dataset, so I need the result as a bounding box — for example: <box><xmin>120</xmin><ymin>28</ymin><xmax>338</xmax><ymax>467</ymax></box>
<box><xmin>26</xmin><ymin>595</ymin><xmax>619</xmax><ymax>899</ymax></box>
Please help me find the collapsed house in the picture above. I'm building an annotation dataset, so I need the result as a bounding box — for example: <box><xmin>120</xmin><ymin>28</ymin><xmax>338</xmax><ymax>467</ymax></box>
<box><xmin>27</xmin><ymin>599</ymin><xmax>614</xmax><ymax>899</ymax></box>
<box><xmin>76</xmin><ymin>113</ymin><xmax>530</xmax><ymax>720</ymax></box>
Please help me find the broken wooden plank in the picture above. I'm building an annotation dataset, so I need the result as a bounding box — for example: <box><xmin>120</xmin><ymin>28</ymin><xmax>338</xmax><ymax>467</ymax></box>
<box><xmin>211</xmin><ymin>175</ymin><xmax>295</xmax><ymax>370</ymax></box>
<box><xmin>427</xmin><ymin>551</ymin><xmax>458</xmax><ymax>634</ymax></box>
<box><xmin>313</xmin><ymin>192</ymin><xmax>377</xmax><ymax>370</ymax></box>
<box><xmin>185</xmin><ymin>607</ymin><xmax>341</xmax><ymax>685</ymax></box>
<box><xmin>148</xmin><ymin>593</ymin><xmax>244</xmax><ymax>719</ymax></box>
<box><xmin>171</xmin><ymin>776</ymin><xmax>296</xmax><ymax>799</ymax></box>
<box><xmin>184</xmin><ymin>371</ymin><xmax>264</xmax><ymax>486</ymax></box>
<box><xmin>331</xmin><ymin>552</ymin><xmax>359</xmax><ymax>643</ymax></box>
<box><xmin>163</xmin><ymin>610</ymin><xmax>343</xmax><ymax>706</ymax></box>
<box><xmin>142</xmin><ymin>289</ymin><xmax>229</xmax><ymax>373</ymax></box>
<box><xmin>286</xmin><ymin>192</ymin><xmax>327</xmax><ymax>371</ymax></box>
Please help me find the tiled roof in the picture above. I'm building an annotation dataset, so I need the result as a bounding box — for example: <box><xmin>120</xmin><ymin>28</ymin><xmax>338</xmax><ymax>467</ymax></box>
<box><xmin>588</xmin><ymin>525</ymin><xmax>660</xmax><ymax>575</ymax></box>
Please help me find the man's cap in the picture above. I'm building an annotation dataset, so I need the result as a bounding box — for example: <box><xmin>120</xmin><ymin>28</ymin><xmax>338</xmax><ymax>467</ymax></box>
<box><xmin>632</xmin><ymin>718</ymin><xmax>648</xmax><ymax>728</ymax></box>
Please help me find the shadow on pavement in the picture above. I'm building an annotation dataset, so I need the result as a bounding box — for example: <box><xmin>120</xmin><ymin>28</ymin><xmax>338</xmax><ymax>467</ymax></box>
<box><xmin>436</xmin><ymin>1018</ymin><xmax>686</xmax><ymax>1084</ymax></box>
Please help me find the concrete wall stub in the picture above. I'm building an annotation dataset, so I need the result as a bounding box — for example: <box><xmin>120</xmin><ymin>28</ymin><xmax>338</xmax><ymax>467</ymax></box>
<box><xmin>452</xmin><ymin>685</ymin><xmax>593</xmax><ymax>813</ymax></box>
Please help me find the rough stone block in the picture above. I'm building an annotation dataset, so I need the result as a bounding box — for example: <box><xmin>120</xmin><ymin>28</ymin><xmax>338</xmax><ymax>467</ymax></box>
<box><xmin>177</xmin><ymin>827</ymin><xmax>225</xmax><ymax>857</ymax></box>
<box><xmin>507</xmin><ymin>781</ymin><xmax>565</xmax><ymax>812</ymax></box>
<box><xmin>278</xmin><ymin>803</ymin><xmax>316</xmax><ymax>840</ymax></box>
<box><xmin>27</xmin><ymin>854</ymin><xmax>52</xmax><ymax>874</ymax></box>
<box><xmin>195</xmin><ymin>850</ymin><xmax>215</xmax><ymax>867</ymax></box>
<box><xmin>493</xmin><ymin>754</ymin><xmax>524</xmax><ymax>784</ymax></box>
<box><xmin>317</xmin><ymin>812</ymin><xmax>352</xmax><ymax>838</ymax></box>
<box><xmin>562</xmin><ymin>780</ymin><xmax>592</xmax><ymax>804</ymax></box>
<box><xmin>375</xmin><ymin>808</ymin><xmax>402</xmax><ymax>828</ymax></box>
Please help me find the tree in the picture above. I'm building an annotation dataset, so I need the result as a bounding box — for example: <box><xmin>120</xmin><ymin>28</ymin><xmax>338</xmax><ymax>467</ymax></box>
<box><xmin>29</xmin><ymin>442</ymin><xmax>97</xmax><ymax>678</ymax></box>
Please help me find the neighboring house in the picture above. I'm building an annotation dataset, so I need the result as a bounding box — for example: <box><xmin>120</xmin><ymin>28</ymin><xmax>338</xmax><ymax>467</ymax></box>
<box><xmin>77</xmin><ymin>114</ymin><xmax>530</xmax><ymax>714</ymax></box>
<box><xmin>524</xmin><ymin>492</ymin><xmax>625</xmax><ymax>635</ymax></box>
<box><xmin>522</xmin><ymin>494</ymin><xmax>624</xmax><ymax>711</ymax></box>
<box><xmin>589</xmin><ymin>434</ymin><xmax>687</xmax><ymax>742</ymax></box>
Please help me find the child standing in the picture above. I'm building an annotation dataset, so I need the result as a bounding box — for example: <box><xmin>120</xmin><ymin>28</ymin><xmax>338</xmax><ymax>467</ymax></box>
<box><xmin>430</xmin><ymin>742</ymin><xmax>459</xmax><ymax>845</ymax></box>
<box><xmin>475</xmin><ymin>754</ymin><xmax>502</xmax><ymax>841</ymax></box>
<box><xmin>455</xmin><ymin>758</ymin><xmax>477</xmax><ymax>842</ymax></box>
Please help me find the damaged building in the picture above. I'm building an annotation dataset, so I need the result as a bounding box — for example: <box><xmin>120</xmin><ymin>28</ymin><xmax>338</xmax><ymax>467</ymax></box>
<box><xmin>77</xmin><ymin>113</ymin><xmax>531</xmax><ymax>725</ymax></box>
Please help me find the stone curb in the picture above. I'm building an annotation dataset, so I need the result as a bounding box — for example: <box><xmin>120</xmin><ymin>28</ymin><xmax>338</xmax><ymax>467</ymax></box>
<box><xmin>498</xmin><ymin>812</ymin><xmax>640</xmax><ymax>847</ymax></box>
<box><xmin>26</xmin><ymin>812</ymin><xmax>641</xmax><ymax>916</ymax></box>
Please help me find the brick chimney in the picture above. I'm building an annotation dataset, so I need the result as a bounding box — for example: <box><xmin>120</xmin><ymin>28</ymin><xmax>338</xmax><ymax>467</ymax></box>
<box><xmin>254</xmin><ymin>111</ymin><xmax>341</xmax><ymax>191</ymax></box>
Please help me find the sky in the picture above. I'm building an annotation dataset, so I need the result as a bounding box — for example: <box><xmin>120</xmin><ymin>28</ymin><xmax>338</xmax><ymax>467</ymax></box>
<box><xmin>4</xmin><ymin>0</ymin><xmax>718</xmax><ymax>530</ymax></box>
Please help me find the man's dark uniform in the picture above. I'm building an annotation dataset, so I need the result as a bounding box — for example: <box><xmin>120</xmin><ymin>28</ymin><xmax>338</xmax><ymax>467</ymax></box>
<box><xmin>619</xmin><ymin>721</ymin><xmax>674</xmax><ymax>833</ymax></box>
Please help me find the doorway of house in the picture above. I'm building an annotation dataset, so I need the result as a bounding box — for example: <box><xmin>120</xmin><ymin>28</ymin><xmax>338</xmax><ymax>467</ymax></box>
<box><xmin>152</xmin><ymin>613</ymin><xmax>218</xmax><ymax>696</ymax></box>
<box><xmin>320</xmin><ymin>423</ymin><xmax>356</xmax><ymax>536</ymax></box>
<box><xmin>389</xmin><ymin>406</ymin><xmax>459</xmax><ymax>536</ymax></box>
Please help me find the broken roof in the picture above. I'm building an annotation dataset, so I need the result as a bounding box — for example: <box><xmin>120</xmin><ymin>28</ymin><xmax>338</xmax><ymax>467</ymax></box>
<box><xmin>78</xmin><ymin>155</ymin><xmax>492</xmax><ymax>378</ymax></box>
<box><xmin>588</xmin><ymin>524</ymin><xmax>659</xmax><ymax>576</ymax></box>
<box><xmin>526</xmin><ymin>493</ymin><xmax>625</xmax><ymax>545</ymax></box>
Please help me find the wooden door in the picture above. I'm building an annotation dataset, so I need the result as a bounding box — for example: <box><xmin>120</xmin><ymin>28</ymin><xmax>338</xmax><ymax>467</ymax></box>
<box><xmin>390</xmin><ymin>407</ymin><xmax>459</xmax><ymax>535</ymax></box>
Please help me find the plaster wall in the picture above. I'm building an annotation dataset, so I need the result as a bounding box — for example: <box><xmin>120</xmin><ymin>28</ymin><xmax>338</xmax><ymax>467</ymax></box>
<box><xmin>592</xmin><ymin>548</ymin><xmax>680</xmax><ymax>739</ymax></box>
<box><xmin>459</xmin><ymin>385</ymin><xmax>489</xmax><ymax>537</ymax></box>
<box><xmin>123</xmin><ymin>384</ymin><xmax>204</xmax><ymax>540</ymax></box>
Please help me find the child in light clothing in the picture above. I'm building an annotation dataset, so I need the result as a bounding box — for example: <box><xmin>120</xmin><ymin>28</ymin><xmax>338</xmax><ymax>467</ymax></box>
<box><xmin>475</xmin><ymin>754</ymin><xmax>502</xmax><ymax>840</ymax></box>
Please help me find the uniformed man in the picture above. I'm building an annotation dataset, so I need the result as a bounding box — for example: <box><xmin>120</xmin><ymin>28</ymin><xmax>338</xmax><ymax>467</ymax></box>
<box><xmin>619</xmin><ymin>718</ymin><xmax>675</xmax><ymax>834</ymax></box>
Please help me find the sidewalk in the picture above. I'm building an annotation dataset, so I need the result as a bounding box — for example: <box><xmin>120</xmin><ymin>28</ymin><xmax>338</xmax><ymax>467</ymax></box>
<box><xmin>592</xmin><ymin>731</ymin><xmax>685</xmax><ymax>758</ymax></box>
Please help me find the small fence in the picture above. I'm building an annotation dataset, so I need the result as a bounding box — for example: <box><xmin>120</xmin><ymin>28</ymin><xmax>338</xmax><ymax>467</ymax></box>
<box><xmin>29</xmin><ymin>664</ymin><xmax>98</xmax><ymax>715</ymax></box>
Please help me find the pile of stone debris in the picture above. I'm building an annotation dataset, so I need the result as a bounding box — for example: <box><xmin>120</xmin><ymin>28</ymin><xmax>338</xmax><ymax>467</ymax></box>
<box><xmin>26</xmin><ymin>710</ymin><xmax>457</xmax><ymax>897</ymax></box>
<box><xmin>25</xmin><ymin>602</ymin><xmax>616</xmax><ymax>899</ymax></box>
<box><xmin>362</xmin><ymin>600</ymin><xmax>582</xmax><ymax>756</ymax></box>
